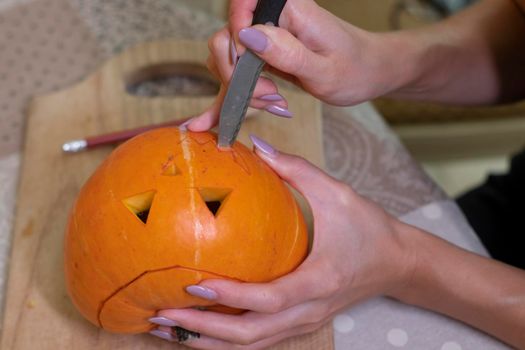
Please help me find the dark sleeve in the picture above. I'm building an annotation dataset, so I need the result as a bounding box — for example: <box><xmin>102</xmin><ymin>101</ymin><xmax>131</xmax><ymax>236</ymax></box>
<box><xmin>514</xmin><ymin>0</ymin><xmax>525</xmax><ymax>15</ymax></box>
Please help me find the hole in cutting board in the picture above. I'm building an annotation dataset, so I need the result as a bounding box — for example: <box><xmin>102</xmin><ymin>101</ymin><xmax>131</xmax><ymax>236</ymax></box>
<box><xmin>125</xmin><ymin>63</ymin><xmax>219</xmax><ymax>97</ymax></box>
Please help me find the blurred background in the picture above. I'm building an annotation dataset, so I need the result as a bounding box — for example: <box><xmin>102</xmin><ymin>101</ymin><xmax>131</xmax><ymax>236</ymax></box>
<box><xmin>179</xmin><ymin>0</ymin><xmax>525</xmax><ymax>198</ymax></box>
<box><xmin>314</xmin><ymin>0</ymin><xmax>525</xmax><ymax>198</ymax></box>
<box><xmin>1</xmin><ymin>0</ymin><xmax>523</xmax><ymax>198</ymax></box>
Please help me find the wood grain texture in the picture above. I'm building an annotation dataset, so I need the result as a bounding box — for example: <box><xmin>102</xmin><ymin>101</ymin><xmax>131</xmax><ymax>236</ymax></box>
<box><xmin>0</xmin><ymin>40</ymin><xmax>331</xmax><ymax>350</ymax></box>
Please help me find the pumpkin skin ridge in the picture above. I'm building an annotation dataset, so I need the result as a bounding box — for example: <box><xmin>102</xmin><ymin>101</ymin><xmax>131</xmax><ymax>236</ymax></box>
<box><xmin>97</xmin><ymin>264</ymin><xmax>243</xmax><ymax>330</ymax></box>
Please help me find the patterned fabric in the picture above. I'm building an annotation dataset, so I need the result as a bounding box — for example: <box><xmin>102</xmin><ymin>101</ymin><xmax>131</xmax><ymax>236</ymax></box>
<box><xmin>323</xmin><ymin>104</ymin><xmax>445</xmax><ymax>217</ymax></box>
<box><xmin>69</xmin><ymin>0</ymin><xmax>224</xmax><ymax>54</ymax></box>
<box><xmin>334</xmin><ymin>201</ymin><xmax>508</xmax><ymax>350</ymax></box>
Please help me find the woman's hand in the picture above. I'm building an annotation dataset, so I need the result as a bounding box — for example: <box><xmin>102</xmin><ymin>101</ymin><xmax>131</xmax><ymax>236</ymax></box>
<box><xmin>148</xmin><ymin>136</ymin><xmax>525</xmax><ymax>349</ymax></box>
<box><xmin>186</xmin><ymin>0</ymin><xmax>525</xmax><ymax>133</ymax></box>
<box><xmin>148</xmin><ymin>135</ymin><xmax>416</xmax><ymax>349</ymax></box>
<box><xmin>186</xmin><ymin>0</ymin><xmax>413</xmax><ymax>132</ymax></box>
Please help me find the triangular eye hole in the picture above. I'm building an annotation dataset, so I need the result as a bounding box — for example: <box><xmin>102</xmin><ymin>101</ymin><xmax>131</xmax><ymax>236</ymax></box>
<box><xmin>122</xmin><ymin>190</ymin><xmax>156</xmax><ymax>224</ymax></box>
<box><xmin>197</xmin><ymin>188</ymin><xmax>232</xmax><ymax>217</ymax></box>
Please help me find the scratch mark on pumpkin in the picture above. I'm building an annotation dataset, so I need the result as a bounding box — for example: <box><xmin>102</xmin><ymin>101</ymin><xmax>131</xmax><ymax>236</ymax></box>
<box><xmin>180</xmin><ymin>132</ymin><xmax>202</xmax><ymax>266</ymax></box>
<box><xmin>96</xmin><ymin>265</ymin><xmax>240</xmax><ymax>329</ymax></box>
<box><xmin>188</xmin><ymin>133</ymin><xmax>214</xmax><ymax>145</ymax></box>
<box><xmin>187</xmin><ymin>132</ymin><xmax>251</xmax><ymax>175</ymax></box>
<box><xmin>230</xmin><ymin>149</ymin><xmax>251</xmax><ymax>175</ymax></box>
<box><xmin>161</xmin><ymin>154</ymin><xmax>175</xmax><ymax>172</ymax></box>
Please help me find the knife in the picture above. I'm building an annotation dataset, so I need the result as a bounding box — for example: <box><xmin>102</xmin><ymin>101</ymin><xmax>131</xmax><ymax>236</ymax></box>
<box><xmin>217</xmin><ymin>0</ymin><xmax>288</xmax><ymax>148</ymax></box>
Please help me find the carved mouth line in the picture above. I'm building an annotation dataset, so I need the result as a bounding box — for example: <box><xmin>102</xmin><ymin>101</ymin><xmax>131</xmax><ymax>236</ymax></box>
<box><xmin>96</xmin><ymin>265</ymin><xmax>235</xmax><ymax>329</ymax></box>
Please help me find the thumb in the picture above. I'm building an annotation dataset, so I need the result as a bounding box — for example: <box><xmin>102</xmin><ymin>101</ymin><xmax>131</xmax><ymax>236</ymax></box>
<box><xmin>185</xmin><ymin>84</ymin><xmax>227</xmax><ymax>132</ymax></box>
<box><xmin>239</xmin><ymin>25</ymin><xmax>325</xmax><ymax>83</ymax></box>
<box><xmin>249</xmin><ymin>135</ymin><xmax>341</xmax><ymax>206</ymax></box>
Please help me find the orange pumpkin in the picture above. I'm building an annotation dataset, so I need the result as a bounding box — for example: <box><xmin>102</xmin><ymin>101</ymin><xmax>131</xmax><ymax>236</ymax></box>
<box><xmin>64</xmin><ymin>128</ymin><xmax>308</xmax><ymax>334</ymax></box>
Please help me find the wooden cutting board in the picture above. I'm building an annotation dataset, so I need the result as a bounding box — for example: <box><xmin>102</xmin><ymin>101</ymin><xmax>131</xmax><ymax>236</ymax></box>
<box><xmin>0</xmin><ymin>40</ymin><xmax>332</xmax><ymax>350</ymax></box>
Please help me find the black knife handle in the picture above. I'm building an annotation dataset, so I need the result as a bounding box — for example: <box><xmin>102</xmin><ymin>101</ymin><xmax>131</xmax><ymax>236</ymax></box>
<box><xmin>252</xmin><ymin>0</ymin><xmax>287</xmax><ymax>26</ymax></box>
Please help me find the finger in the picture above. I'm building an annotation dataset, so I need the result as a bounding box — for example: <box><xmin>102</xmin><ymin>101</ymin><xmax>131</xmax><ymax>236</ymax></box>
<box><xmin>163</xmin><ymin>322</ymin><xmax>323</xmax><ymax>350</ymax></box>
<box><xmin>206</xmin><ymin>55</ymin><xmax>222</xmax><ymax>82</ymax></box>
<box><xmin>187</xmin><ymin>82</ymin><xmax>288</xmax><ymax>132</ymax></box>
<box><xmin>229</xmin><ymin>0</ymin><xmax>259</xmax><ymax>55</ymax></box>
<box><xmin>248</xmin><ymin>135</ymin><xmax>348</xmax><ymax>208</ymax></box>
<box><xmin>209</xmin><ymin>55</ymin><xmax>286</xmax><ymax>110</ymax></box>
<box><xmin>250</xmin><ymin>96</ymin><xmax>288</xmax><ymax>111</ymax></box>
<box><xmin>229</xmin><ymin>0</ymin><xmax>324</xmax><ymax>55</ymax></box>
<box><xmin>230</xmin><ymin>0</ymin><xmax>335</xmax><ymax>58</ymax></box>
<box><xmin>207</xmin><ymin>56</ymin><xmax>284</xmax><ymax>102</ymax></box>
<box><xmin>230</xmin><ymin>37</ymin><xmax>238</xmax><ymax>65</ymax></box>
<box><xmin>208</xmin><ymin>28</ymin><xmax>234</xmax><ymax>83</ymax></box>
<box><xmin>238</xmin><ymin>25</ymin><xmax>326</xmax><ymax>86</ymax></box>
<box><xmin>273</xmin><ymin>0</ymin><xmax>331</xmax><ymax>48</ymax></box>
<box><xmin>186</xmin><ymin>84</ymin><xmax>226</xmax><ymax>131</ymax></box>
<box><xmin>157</xmin><ymin>303</ymin><xmax>329</xmax><ymax>347</ymax></box>
<box><xmin>207</xmin><ymin>28</ymin><xmax>283</xmax><ymax>102</ymax></box>
<box><xmin>151</xmin><ymin>325</ymin><xmax>201</xmax><ymax>343</ymax></box>
<box><xmin>180</xmin><ymin>257</ymin><xmax>340</xmax><ymax>314</ymax></box>
<box><xmin>153</xmin><ymin>322</ymin><xmax>320</xmax><ymax>350</ymax></box>
<box><xmin>250</xmin><ymin>77</ymin><xmax>286</xmax><ymax>110</ymax></box>
<box><xmin>264</xmin><ymin>65</ymin><xmax>301</xmax><ymax>88</ymax></box>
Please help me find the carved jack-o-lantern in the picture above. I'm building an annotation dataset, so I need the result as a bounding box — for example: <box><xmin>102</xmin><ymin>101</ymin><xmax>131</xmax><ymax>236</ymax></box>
<box><xmin>64</xmin><ymin>128</ymin><xmax>308</xmax><ymax>334</ymax></box>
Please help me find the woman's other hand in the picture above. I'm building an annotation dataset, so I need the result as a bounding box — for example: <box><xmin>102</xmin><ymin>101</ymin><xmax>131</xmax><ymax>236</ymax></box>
<box><xmin>149</xmin><ymin>136</ymin><xmax>416</xmax><ymax>349</ymax></box>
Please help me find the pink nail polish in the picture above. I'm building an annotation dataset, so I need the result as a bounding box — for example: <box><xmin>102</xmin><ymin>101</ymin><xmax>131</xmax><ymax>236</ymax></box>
<box><xmin>230</xmin><ymin>38</ymin><xmax>238</xmax><ymax>65</ymax></box>
<box><xmin>265</xmin><ymin>105</ymin><xmax>293</xmax><ymax>118</ymax></box>
<box><xmin>250</xmin><ymin>134</ymin><xmax>278</xmax><ymax>158</ymax></box>
<box><xmin>150</xmin><ymin>329</ymin><xmax>176</xmax><ymax>342</ymax></box>
<box><xmin>149</xmin><ymin>316</ymin><xmax>179</xmax><ymax>327</ymax></box>
<box><xmin>239</xmin><ymin>28</ymin><xmax>268</xmax><ymax>53</ymax></box>
<box><xmin>179</xmin><ymin>118</ymin><xmax>194</xmax><ymax>131</ymax></box>
<box><xmin>186</xmin><ymin>285</ymin><xmax>218</xmax><ymax>300</ymax></box>
<box><xmin>259</xmin><ymin>94</ymin><xmax>283</xmax><ymax>102</ymax></box>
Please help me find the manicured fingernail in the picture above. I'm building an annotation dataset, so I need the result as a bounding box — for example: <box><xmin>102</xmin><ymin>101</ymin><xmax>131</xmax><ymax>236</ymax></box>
<box><xmin>230</xmin><ymin>38</ymin><xmax>238</xmax><ymax>65</ymax></box>
<box><xmin>179</xmin><ymin>117</ymin><xmax>194</xmax><ymax>131</ymax></box>
<box><xmin>259</xmin><ymin>94</ymin><xmax>283</xmax><ymax>102</ymax></box>
<box><xmin>265</xmin><ymin>105</ymin><xmax>293</xmax><ymax>118</ymax></box>
<box><xmin>250</xmin><ymin>134</ymin><xmax>278</xmax><ymax>158</ymax></box>
<box><xmin>239</xmin><ymin>28</ymin><xmax>268</xmax><ymax>53</ymax></box>
<box><xmin>150</xmin><ymin>329</ymin><xmax>176</xmax><ymax>342</ymax></box>
<box><xmin>149</xmin><ymin>316</ymin><xmax>179</xmax><ymax>327</ymax></box>
<box><xmin>186</xmin><ymin>285</ymin><xmax>218</xmax><ymax>300</ymax></box>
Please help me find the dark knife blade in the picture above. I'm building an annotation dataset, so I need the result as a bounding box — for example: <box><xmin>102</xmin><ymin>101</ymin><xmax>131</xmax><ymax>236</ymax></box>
<box><xmin>217</xmin><ymin>51</ymin><xmax>265</xmax><ymax>148</ymax></box>
<box><xmin>217</xmin><ymin>0</ymin><xmax>287</xmax><ymax>148</ymax></box>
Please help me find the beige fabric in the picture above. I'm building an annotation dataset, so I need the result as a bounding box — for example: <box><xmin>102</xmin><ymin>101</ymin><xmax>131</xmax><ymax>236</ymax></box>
<box><xmin>0</xmin><ymin>154</ymin><xmax>19</xmax><ymax>300</ymax></box>
<box><xmin>69</xmin><ymin>0</ymin><xmax>224</xmax><ymax>55</ymax></box>
<box><xmin>323</xmin><ymin>104</ymin><xmax>444</xmax><ymax>216</ymax></box>
<box><xmin>0</xmin><ymin>0</ymin><xmax>104</xmax><ymax>157</ymax></box>
<box><xmin>0</xmin><ymin>0</ymin><xmax>31</xmax><ymax>10</ymax></box>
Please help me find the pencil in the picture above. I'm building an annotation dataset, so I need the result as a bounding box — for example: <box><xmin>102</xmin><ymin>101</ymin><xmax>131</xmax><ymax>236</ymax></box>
<box><xmin>62</xmin><ymin>118</ymin><xmax>191</xmax><ymax>153</ymax></box>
